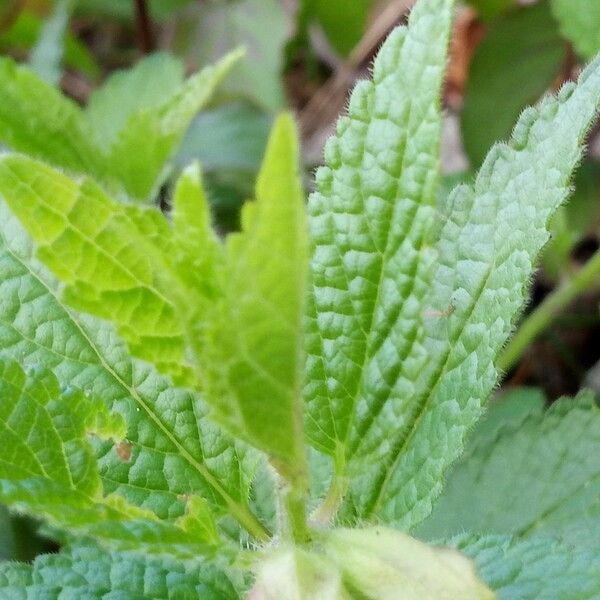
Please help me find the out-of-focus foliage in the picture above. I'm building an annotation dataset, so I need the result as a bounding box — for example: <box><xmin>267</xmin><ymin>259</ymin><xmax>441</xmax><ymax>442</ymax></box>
<box><xmin>551</xmin><ymin>0</ymin><xmax>600</xmax><ymax>59</ymax></box>
<box><xmin>307</xmin><ymin>0</ymin><xmax>371</xmax><ymax>56</ymax></box>
<box><xmin>466</xmin><ymin>0</ymin><xmax>514</xmax><ymax>21</ymax></box>
<box><xmin>0</xmin><ymin>10</ymin><xmax>99</xmax><ymax>78</ymax></box>
<box><xmin>171</xmin><ymin>0</ymin><xmax>288</xmax><ymax>112</ymax></box>
<box><xmin>462</xmin><ymin>2</ymin><xmax>565</xmax><ymax>167</ymax></box>
<box><xmin>544</xmin><ymin>163</ymin><xmax>600</xmax><ymax>280</ymax></box>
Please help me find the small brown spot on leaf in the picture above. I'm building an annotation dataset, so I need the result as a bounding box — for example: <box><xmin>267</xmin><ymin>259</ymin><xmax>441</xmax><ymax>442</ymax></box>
<box><xmin>116</xmin><ymin>440</ymin><xmax>132</xmax><ymax>462</ymax></box>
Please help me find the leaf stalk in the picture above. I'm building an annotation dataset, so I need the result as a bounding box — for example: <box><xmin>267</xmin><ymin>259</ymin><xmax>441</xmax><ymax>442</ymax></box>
<box><xmin>499</xmin><ymin>246</ymin><xmax>600</xmax><ymax>373</ymax></box>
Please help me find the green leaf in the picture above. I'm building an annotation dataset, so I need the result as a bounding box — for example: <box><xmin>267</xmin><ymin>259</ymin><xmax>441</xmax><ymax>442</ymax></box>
<box><xmin>176</xmin><ymin>101</ymin><xmax>272</xmax><ymax>173</ymax></box>
<box><xmin>170</xmin><ymin>161</ymin><xmax>225</xmax><ymax>375</ymax></box>
<box><xmin>105</xmin><ymin>49</ymin><xmax>243</xmax><ymax>201</ymax></box>
<box><xmin>0</xmin><ymin>156</ymin><xmax>194</xmax><ymax>386</ymax></box>
<box><xmin>29</xmin><ymin>0</ymin><xmax>76</xmax><ymax>86</ymax></box>
<box><xmin>0</xmin><ymin>359</ymin><xmax>222</xmax><ymax>556</ymax></box>
<box><xmin>107</xmin><ymin>51</ymin><xmax>241</xmax><ymax>201</ymax></box>
<box><xmin>0</xmin><ymin>50</ymin><xmax>239</xmax><ymax>202</ymax></box>
<box><xmin>0</xmin><ymin>542</ymin><xmax>239</xmax><ymax>599</ymax></box>
<box><xmin>172</xmin><ymin>0</ymin><xmax>287</xmax><ymax>112</ymax></box>
<box><xmin>418</xmin><ymin>390</ymin><xmax>600</xmax><ymax>548</ymax></box>
<box><xmin>357</xmin><ymin>57</ymin><xmax>600</xmax><ymax>528</ymax></box>
<box><xmin>551</xmin><ymin>0</ymin><xmax>600</xmax><ymax>59</ymax></box>
<box><xmin>324</xmin><ymin>528</ymin><xmax>495</xmax><ymax>600</ymax></box>
<box><xmin>305</xmin><ymin>0</ymin><xmax>454</xmax><ymax>499</ymax></box>
<box><xmin>0</xmin><ymin>57</ymin><xmax>105</xmax><ymax>179</ymax></box>
<box><xmin>85</xmin><ymin>52</ymin><xmax>185</xmax><ymax>150</ymax></box>
<box><xmin>0</xmin><ymin>11</ymin><xmax>100</xmax><ymax>80</ymax></box>
<box><xmin>308</xmin><ymin>0</ymin><xmax>371</xmax><ymax>56</ymax></box>
<box><xmin>465</xmin><ymin>0</ymin><xmax>514</xmax><ymax>21</ymax></box>
<box><xmin>454</xmin><ymin>534</ymin><xmax>600</xmax><ymax>600</ymax></box>
<box><xmin>203</xmin><ymin>113</ymin><xmax>309</xmax><ymax>476</ymax></box>
<box><xmin>0</xmin><ymin>199</ymin><xmax>268</xmax><ymax>544</ymax></box>
<box><xmin>307</xmin><ymin>0</ymin><xmax>600</xmax><ymax>530</ymax></box>
<box><xmin>462</xmin><ymin>2</ymin><xmax>565</xmax><ymax>167</ymax></box>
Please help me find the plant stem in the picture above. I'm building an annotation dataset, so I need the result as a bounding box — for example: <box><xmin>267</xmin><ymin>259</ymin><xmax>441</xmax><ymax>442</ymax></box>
<box><xmin>133</xmin><ymin>0</ymin><xmax>154</xmax><ymax>54</ymax></box>
<box><xmin>227</xmin><ymin>499</ymin><xmax>271</xmax><ymax>544</ymax></box>
<box><xmin>498</xmin><ymin>247</ymin><xmax>600</xmax><ymax>373</ymax></box>
<box><xmin>312</xmin><ymin>472</ymin><xmax>347</xmax><ymax>526</ymax></box>
<box><xmin>284</xmin><ymin>484</ymin><xmax>310</xmax><ymax>543</ymax></box>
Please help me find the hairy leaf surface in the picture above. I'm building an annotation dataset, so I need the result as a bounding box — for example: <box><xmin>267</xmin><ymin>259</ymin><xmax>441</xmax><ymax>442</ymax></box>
<box><xmin>358</xmin><ymin>56</ymin><xmax>600</xmax><ymax>528</ymax></box>
<box><xmin>306</xmin><ymin>0</ymin><xmax>454</xmax><ymax>463</ymax></box>
<box><xmin>0</xmin><ymin>542</ymin><xmax>238</xmax><ymax>599</ymax></box>
<box><xmin>307</xmin><ymin>0</ymin><xmax>600</xmax><ymax>529</ymax></box>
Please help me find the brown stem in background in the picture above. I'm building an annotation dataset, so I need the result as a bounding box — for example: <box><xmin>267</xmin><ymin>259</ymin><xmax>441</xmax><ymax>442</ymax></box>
<box><xmin>134</xmin><ymin>0</ymin><xmax>154</xmax><ymax>54</ymax></box>
<box><xmin>0</xmin><ymin>0</ymin><xmax>25</xmax><ymax>34</ymax></box>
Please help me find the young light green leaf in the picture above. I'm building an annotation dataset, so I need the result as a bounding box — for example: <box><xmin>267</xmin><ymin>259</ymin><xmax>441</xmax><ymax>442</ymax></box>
<box><xmin>0</xmin><ymin>359</ymin><xmax>222</xmax><ymax>556</ymax></box>
<box><xmin>305</xmin><ymin>0</ymin><xmax>454</xmax><ymax>491</ymax></box>
<box><xmin>350</xmin><ymin>56</ymin><xmax>600</xmax><ymax>528</ymax></box>
<box><xmin>325</xmin><ymin>528</ymin><xmax>495</xmax><ymax>600</ymax></box>
<box><xmin>85</xmin><ymin>52</ymin><xmax>185</xmax><ymax>150</ymax></box>
<box><xmin>170</xmin><ymin>163</ymin><xmax>225</xmax><ymax>373</ymax></box>
<box><xmin>29</xmin><ymin>0</ymin><xmax>76</xmax><ymax>86</ymax></box>
<box><xmin>0</xmin><ymin>50</ymin><xmax>240</xmax><ymax>202</ymax></box>
<box><xmin>0</xmin><ymin>200</ymin><xmax>268</xmax><ymax>543</ymax></box>
<box><xmin>551</xmin><ymin>0</ymin><xmax>600</xmax><ymax>59</ymax></box>
<box><xmin>418</xmin><ymin>390</ymin><xmax>600</xmax><ymax>548</ymax></box>
<box><xmin>0</xmin><ymin>57</ymin><xmax>105</xmax><ymax>179</ymax></box>
<box><xmin>0</xmin><ymin>156</ymin><xmax>193</xmax><ymax>385</ymax></box>
<box><xmin>106</xmin><ymin>49</ymin><xmax>243</xmax><ymax>201</ymax></box>
<box><xmin>0</xmin><ymin>542</ymin><xmax>239</xmax><ymax>599</ymax></box>
<box><xmin>454</xmin><ymin>534</ymin><xmax>600</xmax><ymax>600</ymax></box>
<box><xmin>203</xmin><ymin>113</ymin><xmax>309</xmax><ymax>477</ymax></box>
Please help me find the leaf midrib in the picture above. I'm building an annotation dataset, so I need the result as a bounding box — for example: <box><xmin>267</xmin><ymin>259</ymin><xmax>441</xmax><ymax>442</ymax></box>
<box><xmin>0</xmin><ymin>241</ymin><xmax>269</xmax><ymax>541</ymax></box>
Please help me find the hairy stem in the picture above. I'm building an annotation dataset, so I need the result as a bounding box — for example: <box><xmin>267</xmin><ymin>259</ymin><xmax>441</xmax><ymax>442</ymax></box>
<box><xmin>498</xmin><ymin>247</ymin><xmax>600</xmax><ymax>373</ymax></box>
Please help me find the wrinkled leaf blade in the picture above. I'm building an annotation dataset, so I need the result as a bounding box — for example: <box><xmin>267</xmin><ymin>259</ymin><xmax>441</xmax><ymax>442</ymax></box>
<box><xmin>355</xmin><ymin>56</ymin><xmax>600</xmax><ymax>527</ymax></box>
<box><xmin>0</xmin><ymin>199</ymin><xmax>266</xmax><ymax>543</ymax></box>
<box><xmin>306</xmin><ymin>0</ymin><xmax>454</xmax><ymax>467</ymax></box>
<box><xmin>0</xmin><ymin>542</ymin><xmax>239</xmax><ymax>599</ymax></box>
